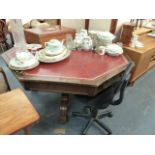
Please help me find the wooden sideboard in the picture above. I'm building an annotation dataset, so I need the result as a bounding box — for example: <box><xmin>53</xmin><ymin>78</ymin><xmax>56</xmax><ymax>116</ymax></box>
<box><xmin>123</xmin><ymin>32</ymin><xmax>155</xmax><ymax>84</ymax></box>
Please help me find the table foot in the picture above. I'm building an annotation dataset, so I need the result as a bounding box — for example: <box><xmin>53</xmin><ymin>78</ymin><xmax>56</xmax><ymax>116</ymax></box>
<box><xmin>59</xmin><ymin>94</ymin><xmax>70</xmax><ymax>123</ymax></box>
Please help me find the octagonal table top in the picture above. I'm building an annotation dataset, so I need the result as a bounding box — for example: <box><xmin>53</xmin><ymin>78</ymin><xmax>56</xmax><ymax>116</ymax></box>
<box><xmin>2</xmin><ymin>48</ymin><xmax>129</xmax><ymax>87</ymax></box>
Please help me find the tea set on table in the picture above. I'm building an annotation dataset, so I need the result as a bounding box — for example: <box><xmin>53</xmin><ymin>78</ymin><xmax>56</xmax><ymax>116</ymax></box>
<box><xmin>36</xmin><ymin>39</ymin><xmax>71</xmax><ymax>63</ymax></box>
<box><xmin>74</xmin><ymin>29</ymin><xmax>123</xmax><ymax>56</ymax></box>
<box><xmin>9</xmin><ymin>29</ymin><xmax>124</xmax><ymax>71</ymax></box>
<box><xmin>9</xmin><ymin>39</ymin><xmax>71</xmax><ymax>70</ymax></box>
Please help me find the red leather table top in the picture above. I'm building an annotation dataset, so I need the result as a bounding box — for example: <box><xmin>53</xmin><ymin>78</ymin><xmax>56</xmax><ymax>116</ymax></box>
<box><xmin>23</xmin><ymin>50</ymin><xmax>128</xmax><ymax>83</ymax></box>
<box><xmin>2</xmin><ymin>48</ymin><xmax>129</xmax><ymax>86</ymax></box>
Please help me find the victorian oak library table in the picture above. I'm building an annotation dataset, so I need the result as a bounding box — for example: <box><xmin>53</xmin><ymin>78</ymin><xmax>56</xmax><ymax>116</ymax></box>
<box><xmin>2</xmin><ymin>48</ymin><xmax>129</xmax><ymax>123</ymax></box>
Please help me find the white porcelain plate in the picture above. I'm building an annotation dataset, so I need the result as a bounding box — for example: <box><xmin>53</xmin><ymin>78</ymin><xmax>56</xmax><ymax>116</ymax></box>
<box><xmin>36</xmin><ymin>48</ymin><xmax>71</xmax><ymax>63</ymax></box>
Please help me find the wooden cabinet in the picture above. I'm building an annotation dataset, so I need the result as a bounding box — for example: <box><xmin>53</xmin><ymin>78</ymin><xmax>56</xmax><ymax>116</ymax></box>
<box><xmin>123</xmin><ymin>32</ymin><xmax>155</xmax><ymax>84</ymax></box>
<box><xmin>24</xmin><ymin>25</ymin><xmax>76</xmax><ymax>46</ymax></box>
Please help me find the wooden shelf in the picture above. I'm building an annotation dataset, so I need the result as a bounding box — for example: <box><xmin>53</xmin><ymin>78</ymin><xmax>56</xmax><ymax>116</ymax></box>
<box><xmin>133</xmin><ymin>27</ymin><xmax>152</xmax><ymax>35</ymax></box>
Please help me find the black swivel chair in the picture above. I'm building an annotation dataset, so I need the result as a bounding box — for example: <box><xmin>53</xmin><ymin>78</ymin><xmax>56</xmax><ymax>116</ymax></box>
<box><xmin>72</xmin><ymin>60</ymin><xmax>134</xmax><ymax>135</ymax></box>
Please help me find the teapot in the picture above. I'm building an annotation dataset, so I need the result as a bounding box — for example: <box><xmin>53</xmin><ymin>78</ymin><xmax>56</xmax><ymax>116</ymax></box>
<box><xmin>81</xmin><ymin>36</ymin><xmax>93</xmax><ymax>50</ymax></box>
<box><xmin>79</xmin><ymin>29</ymin><xmax>88</xmax><ymax>38</ymax></box>
<box><xmin>74</xmin><ymin>35</ymin><xmax>83</xmax><ymax>48</ymax></box>
<box><xmin>45</xmin><ymin>39</ymin><xmax>64</xmax><ymax>52</ymax></box>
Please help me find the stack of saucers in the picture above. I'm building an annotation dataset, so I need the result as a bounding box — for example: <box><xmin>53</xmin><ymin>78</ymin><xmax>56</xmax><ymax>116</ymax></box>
<box><xmin>96</xmin><ymin>31</ymin><xmax>116</xmax><ymax>46</ymax></box>
<box><xmin>105</xmin><ymin>44</ymin><xmax>123</xmax><ymax>56</ymax></box>
<box><xmin>9</xmin><ymin>51</ymin><xmax>39</xmax><ymax>70</ymax></box>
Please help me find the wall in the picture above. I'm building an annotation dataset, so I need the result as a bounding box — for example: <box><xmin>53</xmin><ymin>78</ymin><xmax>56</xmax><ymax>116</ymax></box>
<box><xmin>61</xmin><ymin>19</ymin><xmax>112</xmax><ymax>31</ymax></box>
<box><xmin>19</xmin><ymin>19</ymin><xmax>129</xmax><ymax>38</ymax></box>
<box><xmin>21</xmin><ymin>19</ymin><xmax>31</xmax><ymax>24</ymax></box>
<box><xmin>61</xmin><ymin>19</ymin><xmax>85</xmax><ymax>31</ymax></box>
<box><xmin>89</xmin><ymin>19</ymin><xmax>111</xmax><ymax>31</ymax></box>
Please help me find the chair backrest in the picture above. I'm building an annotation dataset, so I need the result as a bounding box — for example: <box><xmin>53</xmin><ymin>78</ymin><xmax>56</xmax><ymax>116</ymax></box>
<box><xmin>110</xmin><ymin>60</ymin><xmax>135</xmax><ymax>105</ymax></box>
<box><xmin>0</xmin><ymin>20</ymin><xmax>6</xmax><ymax>42</ymax></box>
<box><xmin>90</xmin><ymin>59</ymin><xmax>134</xmax><ymax>109</ymax></box>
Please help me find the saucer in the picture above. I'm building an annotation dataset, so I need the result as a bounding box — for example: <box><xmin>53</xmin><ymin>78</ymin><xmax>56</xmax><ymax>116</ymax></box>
<box><xmin>26</xmin><ymin>44</ymin><xmax>42</xmax><ymax>51</ymax></box>
<box><xmin>44</xmin><ymin>46</ymin><xmax>65</xmax><ymax>56</ymax></box>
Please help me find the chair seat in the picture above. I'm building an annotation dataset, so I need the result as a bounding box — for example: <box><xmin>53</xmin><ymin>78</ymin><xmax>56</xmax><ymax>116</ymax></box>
<box><xmin>0</xmin><ymin>89</ymin><xmax>39</xmax><ymax>135</ymax></box>
<box><xmin>75</xmin><ymin>84</ymin><xmax>117</xmax><ymax>109</ymax></box>
<box><xmin>75</xmin><ymin>74</ymin><xmax>122</xmax><ymax>109</ymax></box>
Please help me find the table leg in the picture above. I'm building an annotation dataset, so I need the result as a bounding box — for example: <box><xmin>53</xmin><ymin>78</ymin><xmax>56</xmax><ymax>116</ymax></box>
<box><xmin>59</xmin><ymin>93</ymin><xmax>70</xmax><ymax>123</ymax></box>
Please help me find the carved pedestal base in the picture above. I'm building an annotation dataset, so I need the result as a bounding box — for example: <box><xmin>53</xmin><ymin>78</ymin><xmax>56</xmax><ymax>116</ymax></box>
<box><xmin>59</xmin><ymin>94</ymin><xmax>70</xmax><ymax>123</ymax></box>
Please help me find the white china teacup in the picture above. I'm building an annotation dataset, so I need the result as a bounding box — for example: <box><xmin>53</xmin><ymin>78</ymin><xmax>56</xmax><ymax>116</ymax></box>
<box><xmin>44</xmin><ymin>39</ymin><xmax>64</xmax><ymax>52</ymax></box>
<box><xmin>96</xmin><ymin>46</ymin><xmax>106</xmax><ymax>55</ymax></box>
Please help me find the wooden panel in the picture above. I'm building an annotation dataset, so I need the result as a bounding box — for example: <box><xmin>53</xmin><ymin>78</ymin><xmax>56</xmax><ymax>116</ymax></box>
<box><xmin>23</xmin><ymin>72</ymin><xmax>122</xmax><ymax>96</ymax></box>
<box><xmin>85</xmin><ymin>19</ymin><xmax>90</xmax><ymax>30</ymax></box>
<box><xmin>0</xmin><ymin>89</ymin><xmax>39</xmax><ymax>135</ymax></box>
<box><xmin>24</xmin><ymin>31</ymin><xmax>40</xmax><ymax>44</ymax></box>
<box><xmin>110</xmin><ymin>19</ymin><xmax>118</xmax><ymax>34</ymax></box>
<box><xmin>120</xmin><ymin>23</ymin><xmax>135</xmax><ymax>46</ymax></box>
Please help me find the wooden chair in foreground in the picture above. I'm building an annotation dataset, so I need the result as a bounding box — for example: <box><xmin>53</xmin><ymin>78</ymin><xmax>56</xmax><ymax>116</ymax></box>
<box><xmin>0</xmin><ymin>67</ymin><xmax>40</xmax><ymax>135</ymax></box>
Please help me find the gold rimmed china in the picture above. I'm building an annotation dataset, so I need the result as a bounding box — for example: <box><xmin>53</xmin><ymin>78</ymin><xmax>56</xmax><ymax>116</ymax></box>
<box><xmin>36</xmin><ymin>48</ymin><xmax>71</xmax><ymax>63</ymax></box>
